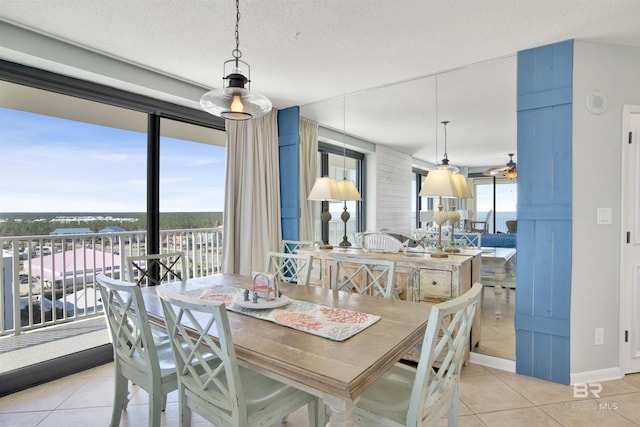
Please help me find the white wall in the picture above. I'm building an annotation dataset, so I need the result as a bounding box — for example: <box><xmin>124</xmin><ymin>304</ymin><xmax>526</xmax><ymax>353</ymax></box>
<box><xmin>366</xmin><ymin>145</ymin><xmax>413</xmax><ymax>235</ymax></box>
<box><xmin>571</xmin><ymin>41</ymin><xmax>640</xmax><ymax>377</ymax></box>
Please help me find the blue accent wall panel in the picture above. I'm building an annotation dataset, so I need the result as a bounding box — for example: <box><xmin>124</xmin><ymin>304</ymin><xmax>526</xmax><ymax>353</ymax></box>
<box><xmin>516</xmin><ymin>40</ymin><xmax>573</xmax><ymax>384</ymax></box>
<box><xmin>277</xmin><ymin>107</ymin><xmax>300</xmax><ymax>241</ymax></box>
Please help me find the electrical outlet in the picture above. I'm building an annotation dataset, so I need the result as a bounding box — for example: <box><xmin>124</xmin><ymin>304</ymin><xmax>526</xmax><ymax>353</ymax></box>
<box><xmin>595</xmin><ymin>328</ymin><xmax>604</xmax><ymax>345</ymax></box>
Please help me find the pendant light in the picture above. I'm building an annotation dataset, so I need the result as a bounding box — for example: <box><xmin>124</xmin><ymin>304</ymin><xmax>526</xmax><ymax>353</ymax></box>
<box><xmin>200</xmin><ymin>0</ymin><xmax>272</xmax><ymax>120</ymax></box>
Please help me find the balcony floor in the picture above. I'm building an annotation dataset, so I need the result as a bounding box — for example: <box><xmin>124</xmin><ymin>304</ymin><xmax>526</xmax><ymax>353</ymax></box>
<box><xmin>0</xmin><ymin>317</ymin><xmax>109</xmax><ymax>374</ymax></box>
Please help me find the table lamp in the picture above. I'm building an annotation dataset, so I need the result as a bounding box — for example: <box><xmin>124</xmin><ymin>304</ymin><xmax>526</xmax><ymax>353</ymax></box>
<box><xmin>308</xmin><ymin>176</ymin><xmax>341</xmax><ymax>249</ymax></box>
<box><xmin>419</xmin><ymin>168</ymin><xmax>459</xmax><ymax>258</ymax></box>
<box><xmin>446</xmin><ymin>173</ymin><xmax>473</xmax><ymax>253</ymax></box>
<box><xmin>336</xmin><ymin>179</ymin><xmax>361</xmax><ymax>247</ymax></box>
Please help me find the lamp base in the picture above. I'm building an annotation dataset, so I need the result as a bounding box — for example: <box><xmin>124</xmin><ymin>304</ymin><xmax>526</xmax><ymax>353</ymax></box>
<box><xmin>320</xmin><ymin>208</ymin><xmax>333</xmax><ymax>250</ymax></box>
<box><xmin>430</xmin><ymin>250</ymin><xmax>449</xmax><ymax>258</ymax></box>
<box><xmin>445</xmin><ymin>246</ymin><xmax>460</xmax><ymax>253</ymax></box>
<box><xmin>339</xmin><ymin>206</ymin><xmax>351</xmax><ymax>247</ymax></box>
<box><xmin>432</xmin><ymin>199</ymin><xmax>449</xmax><ymax>258</ymax></box>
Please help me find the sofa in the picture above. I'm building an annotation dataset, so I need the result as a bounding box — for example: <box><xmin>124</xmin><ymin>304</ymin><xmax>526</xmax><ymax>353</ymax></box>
<box><xmin>480</xmin><ymin>233</ymin><xmax>517</xmax><ymax>248</ymax></box>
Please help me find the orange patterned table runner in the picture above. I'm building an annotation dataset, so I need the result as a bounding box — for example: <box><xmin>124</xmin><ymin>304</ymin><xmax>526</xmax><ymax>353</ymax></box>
<box><xmin>193</xmin><ymin>286</ymin><xmax>381</xmax><ymax>342</ymax></box>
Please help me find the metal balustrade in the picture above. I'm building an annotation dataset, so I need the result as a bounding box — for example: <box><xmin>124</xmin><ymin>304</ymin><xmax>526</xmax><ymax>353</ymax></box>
<box><xmin>0</xmin><ymin>228</ymin><xmax>223</xmax><ymax>337</ymax></box>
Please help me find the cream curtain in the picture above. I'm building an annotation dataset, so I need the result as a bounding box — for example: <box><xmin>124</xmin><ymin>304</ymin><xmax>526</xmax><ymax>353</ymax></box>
<box><xmin>222</xmin><ymin>109</ymin><xmax>282</xmax><ymax>275</ymax></box>
<box><xmin>299</xmin><ymin>118</ymin><xmax>318</xmax><ymax>241</ymax></box>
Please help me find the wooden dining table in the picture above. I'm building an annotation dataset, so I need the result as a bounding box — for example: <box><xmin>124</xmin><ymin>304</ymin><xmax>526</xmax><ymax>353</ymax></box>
<box><xmin>141</xmin><ymin>274</ymin><xmax>433</xmax><ymax>427</ymax></box>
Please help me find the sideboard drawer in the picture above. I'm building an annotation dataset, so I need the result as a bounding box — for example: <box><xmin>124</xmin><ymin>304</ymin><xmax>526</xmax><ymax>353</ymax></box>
<box><xmin>418</xmin><ymin>268</ymin><xmax>452</xmax><ymax>301</ymax></box>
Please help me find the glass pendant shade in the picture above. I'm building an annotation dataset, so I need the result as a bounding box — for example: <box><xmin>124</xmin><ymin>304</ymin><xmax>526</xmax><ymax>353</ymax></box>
<box><xmin>200</xmin><ymin>0</ymin><xmax>271</xmax><ymax>121</ymax></box>
<box><xmin>200</xmin><ymin>60</ymin><xmax>272</xmax><ymax>120</ymax></box>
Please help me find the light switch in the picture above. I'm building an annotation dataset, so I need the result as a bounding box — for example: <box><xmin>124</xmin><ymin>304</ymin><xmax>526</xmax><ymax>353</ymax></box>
<box><xmin>597</xmin><ymin>208</ymin><xmax>612</xmax><ymax>225</ymax></box>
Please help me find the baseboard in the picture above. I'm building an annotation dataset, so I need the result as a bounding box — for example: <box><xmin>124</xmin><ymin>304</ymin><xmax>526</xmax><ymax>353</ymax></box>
<box><xmin>470</xmin><ymin>352</ymin><xmax>516</xmax><ymax>372</ymax></box>
<box><xmin>570</xmin><ymin>367</ymin><xmax>624</xmax><ymax>385</ymax></box>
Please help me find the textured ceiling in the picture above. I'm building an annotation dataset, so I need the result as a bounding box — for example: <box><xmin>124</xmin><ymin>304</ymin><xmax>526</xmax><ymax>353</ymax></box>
<box><xmin>1</xmin><ymin>0</ymin><xmax>640</xmax><ymax>168</ymax></box>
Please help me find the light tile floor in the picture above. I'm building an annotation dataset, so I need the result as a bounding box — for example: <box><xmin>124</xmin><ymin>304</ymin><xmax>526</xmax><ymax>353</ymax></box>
<box><xmin>1</xmin><ymin>362</ymin><xmax>638</xmax><ymax>426</ymax></box>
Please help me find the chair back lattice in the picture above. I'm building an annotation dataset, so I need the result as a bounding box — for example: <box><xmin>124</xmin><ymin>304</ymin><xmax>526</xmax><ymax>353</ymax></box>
<box><xmin>281</xmin><ymin>240</ymin><xmax>319</xmax><ymax>254</ymax></box>
<box><xmin>156</xmin><ymin>286</ymin><xmax>245</xmax><ymax>426</ymax></box>
<box><xmin>408</xmin><ymin>282</ymin><xmax>482</xmax><ymax>426</ymax></box>
<box><xmin>265</xmin><ymin>251</ymin><xmax>314</xmax><ymax>286</ymax></box>
<box><xmin>96</xmin><ymin>274</ymin><xmax>160</xmax><ymax>376</ymax></box>
<box><xmin>127</xmin><ymin>252</ymin><xmax>187</xmax><ymax>287</ymax></box>
<box><xmin>331</xmin><ymin>257</ymin><xmax>397</xmax><ymax>299</ymax></box>
<box><xmin>454</xmin><ymin>232</ymin><xmax>482</xmax><ymax>248</ymax></box>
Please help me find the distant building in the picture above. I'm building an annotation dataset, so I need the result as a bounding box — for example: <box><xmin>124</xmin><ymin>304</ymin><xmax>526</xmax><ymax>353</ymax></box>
<box><xmin>49</xmin><ymin>228</ymin><xmax>93</xmax><ymax>235</ymax></box>
<box><xmin>99</xmin><ymin>226</ymin><xmax>126</xmax><ymax>233</ymax></box>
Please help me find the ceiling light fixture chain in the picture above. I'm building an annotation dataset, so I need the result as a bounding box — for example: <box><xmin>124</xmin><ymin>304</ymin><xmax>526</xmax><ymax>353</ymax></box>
<box><xmin>232</xmin><ymin>0</ymin><xmax>242</xmax><ymax>64</ymax></box>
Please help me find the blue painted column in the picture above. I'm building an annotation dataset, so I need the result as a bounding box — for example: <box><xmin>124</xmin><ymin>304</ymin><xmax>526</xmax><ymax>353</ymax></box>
<box><xmin>277</xmin><ymin>107</ymin><xmax>300</xmax><ymax>241</ymax></box>
<box><xmin>516</xmin><ymin>40</ymin><xmax>573</xmax><ymax>384</ymax></box>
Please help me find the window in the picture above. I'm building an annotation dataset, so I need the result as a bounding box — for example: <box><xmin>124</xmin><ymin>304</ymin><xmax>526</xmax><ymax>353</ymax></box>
<box><xmin>470</xmin><ymin>176</ymin><xmax>517</xmax><ymax>233</ymax></box>
<box><xmin>159</xmin><ymin>118</ymin><xmax>226</xmax><ymax>229</ymax></box>
<box><xmin>412</xmin><ymin>167</ymin><xmax>433</xmax><ymax>232</ymax></box>
<box><xmin>0</xmin><ymin>61</ymin><xmax>226</xmax><ymax>394</ymax></box>
<box><xmin>317</xmin><ymin>142</ymin><xmax>364</xmax><ymax>246</ymax></box>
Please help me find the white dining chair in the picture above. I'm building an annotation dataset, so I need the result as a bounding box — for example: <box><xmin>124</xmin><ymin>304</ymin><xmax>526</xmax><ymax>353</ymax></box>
<box><xmin>156</xmin><ymin>286</ymin><xmax>321</xmax><ymax>427</ymax></box>
<box><xmin>127</xmin><ymin>251</ymin><xmax>187</xmax><ymax>287</ymax></box>
<box><xmin>281</xmin><ymin>239</ymin><xmax>319</xmax><ymax>253</ymax></box>
<box><xmin>353</xmin><ymin>282</ymin><xmax>483</xmax><ymax>427</ymax></box>
<box><xmin>453</xmin><ymin>232</ymin><xmax>482</xmax><ymax>248</ymax></box>
<box><xmin>265</xmin><ymin>251</ymin><xmax>314</xmax><ymax>285</ymax></box>
<box><xmin>96</xmin><ymin>273</ymin><xmax>180</xmax><ymax>427</ymax></box>
<box><xmin>331</xmin><ymin>256</ymin><xmax>397</xmax><ymax>298</ymax></box>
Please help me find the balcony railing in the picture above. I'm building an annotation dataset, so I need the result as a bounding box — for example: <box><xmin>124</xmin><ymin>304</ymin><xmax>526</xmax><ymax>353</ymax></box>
<box><xmin>0</xmin><ymin>228</ymin><xmax>223</xmax><ymax>337</ymax></box>
<box><xmin>314</xmin><ymin>219</ymin><xmax>358</xmax><ymax>246</ymax></box>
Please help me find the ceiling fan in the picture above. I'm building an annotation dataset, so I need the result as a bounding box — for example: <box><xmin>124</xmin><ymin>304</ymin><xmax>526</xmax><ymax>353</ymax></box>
<box><xmin>484</xmin><ymin>153</ymin><xmax>517</xmax><ymax>179</ymax></box>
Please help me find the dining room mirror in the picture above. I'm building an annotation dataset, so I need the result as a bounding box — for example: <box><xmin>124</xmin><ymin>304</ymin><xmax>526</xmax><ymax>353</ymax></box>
<box><xmin>300</xmin><ymin>54</ymin><xmax>517</xmax><ymax>361</ymax></box>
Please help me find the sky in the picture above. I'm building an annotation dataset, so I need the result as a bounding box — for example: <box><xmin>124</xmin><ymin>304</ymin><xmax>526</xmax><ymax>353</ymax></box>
<box><xmin>475</xmin><ymin>181</ymin><xmax>518</xmax><ymax>213</ymax></box>
<box><xmin>1</xmin><ymin>107</ymin><xmax>517</xmax><ymax>216</ymax></box>
<box><xmin>0</xmin><ymin>108</ymin><xmax>226</xmax><ymax>212</ymax></box>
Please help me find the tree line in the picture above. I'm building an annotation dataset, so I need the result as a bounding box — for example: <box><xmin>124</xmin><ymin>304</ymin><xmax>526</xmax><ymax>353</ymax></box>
<box><xmin>0</xmin><ymin>212</ymin><xmax>223</xmax><ymax>237</ymax></box>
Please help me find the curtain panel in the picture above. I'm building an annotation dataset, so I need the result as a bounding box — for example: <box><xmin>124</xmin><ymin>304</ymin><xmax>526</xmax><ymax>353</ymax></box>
<box><xmin>299</xmin><ymin>118</ymin><xmax>318</xmax><ymax>241</ymax></box>
<box><xmin>222</xmin><ymin>109</ymin><xmax>282</xmax><ymax>275</ymax></box>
